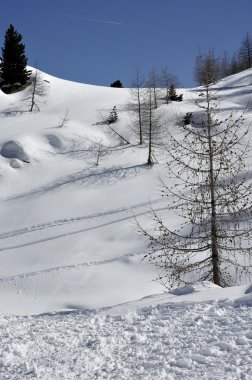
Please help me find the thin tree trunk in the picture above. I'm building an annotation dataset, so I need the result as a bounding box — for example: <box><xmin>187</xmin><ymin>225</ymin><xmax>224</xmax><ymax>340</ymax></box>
<box><xmin>30</xmin><ymin>79</ymin><xmax>36</xmax><ymax>112</ymax></box>
<box><xmin>153</xmin><ymin>86</ymin><xmax>158</xmax><ymax>109</ymax></box>
<box><xmin>147</xmin><ymin>91</ymin><xmax>153</xmax><ymax>165</ymax></box>
<box><xmin>137</xmin><ymin>88</ymin><xmax>143</xmax><ymax>145</ymax></box>
<box><xmin>206</xmin><ymin>85</ymin><xmax>221</xmax><ymax>285</ymax></box>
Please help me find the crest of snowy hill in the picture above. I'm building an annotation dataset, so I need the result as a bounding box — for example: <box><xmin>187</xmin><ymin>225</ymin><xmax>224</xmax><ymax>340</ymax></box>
<box><xmin>0</xmin><ymin>67</ymin><xmax>252</xmax><ymax>316</ymax></box>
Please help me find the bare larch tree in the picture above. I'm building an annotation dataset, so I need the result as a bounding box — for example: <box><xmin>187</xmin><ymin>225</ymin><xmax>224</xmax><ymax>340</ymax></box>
<box><xmin>147</xmin><ymin>67</ymin><xmax>160</xmax><ymax>110</ymax></box>
<box><xmin>143</xmin><ymin>86</ymin><xmax>163</xmax><ymax>165</ymax></box>
<box><xmin>28</xmin><ymin>68</ymin><xmax>49</xmax><ymax>112</ymax></box>
<box><xmin>142</xmin><ymin>80</ymin><xmax>252</xmax><ymax>288</ymax></box>
<box><xmin>194</xmin><ymin>49</ymin><xmax>220</xmax><ymax>86</ymax></box>
<box><xmin>129</xmin><ymin>68</ymin><xmax>145</xmax><ymax>145</ymax></box>
<box><xmin>239</xmin><ymin>33</ymin><xmax>252</xmax><ymax>70</ymax></box>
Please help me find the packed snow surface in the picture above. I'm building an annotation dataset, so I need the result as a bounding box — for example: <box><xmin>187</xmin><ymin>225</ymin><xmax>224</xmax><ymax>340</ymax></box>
<box><xmin>0</xmin><ymin>68</ymin><xmax>252</xmax><ymax>378</ymax></box>
<box><xmin>1</xmin><ymin>283</ymin><xmax>252</xmax><ymax>379</ymax></box>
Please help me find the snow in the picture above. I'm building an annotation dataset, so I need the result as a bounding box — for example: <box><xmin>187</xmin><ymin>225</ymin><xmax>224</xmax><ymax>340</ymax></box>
<box><xmin>0</xmin><ymin>67</ymin><xmax>252</xmax><ymax>378</ymax></box>
<box><xmin>1</xmin><ymin>140</ymin><xmax>30</xmax><ymax>162</ymax></box>
<box><xmin>168</xmin><ymin>281</ymin><xmax>220</xmax><ymax>296</ymax></box>
<box><xmin>0</xmin><ymin>284</ymin><xmax>251</xmax><ymax>379</ymax></box>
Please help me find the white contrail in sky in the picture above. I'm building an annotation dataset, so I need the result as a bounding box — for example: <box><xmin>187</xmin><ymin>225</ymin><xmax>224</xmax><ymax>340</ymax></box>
<box><xmin>58</xmin><ymin>14</ymin><xmax>123</xmax><ymax>25</ymax></box>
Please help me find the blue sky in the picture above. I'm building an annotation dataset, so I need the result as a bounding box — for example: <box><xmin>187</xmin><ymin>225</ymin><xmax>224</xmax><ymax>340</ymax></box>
<box><xmin>1</xmin><ymin>0</ymin><xmax>252</xmax><ymax>87</ymax></box>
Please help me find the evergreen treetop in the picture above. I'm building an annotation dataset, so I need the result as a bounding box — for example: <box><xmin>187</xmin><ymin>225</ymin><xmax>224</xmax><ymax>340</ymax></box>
<box><xmin>0</xmin><ymin>24</ymin><xmax>31</xmax><ymax>90</ymax></box>
<box><xmin>107</xmin><ymin>106</ymin><xmax>118</xmax><ymax>124</ymax></box>
<box><xmin>110</xmin><ymin>80</ymin><xmax>123</xmax><ymax>88</ymax></box>
<box><xmin>167</xmin><ymin>85</ymin><xmax>183</xmax><ymax>102</ymax></box>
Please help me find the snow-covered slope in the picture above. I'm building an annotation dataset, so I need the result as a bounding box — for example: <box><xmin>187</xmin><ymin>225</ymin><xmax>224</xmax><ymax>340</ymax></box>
<box><xmin>0</xmin><ymin>68</ymin><xmax>252</xmax><ymax>379</ymax></box>
<box><xmin>0</xmin><ymin>70</ymin><xmax>164</xmax><ymax>315</ymax></box>
<box><xmin>0</xmin><ymin>69</ymin><xmax>252</xmax><ymax>315</ymax></box>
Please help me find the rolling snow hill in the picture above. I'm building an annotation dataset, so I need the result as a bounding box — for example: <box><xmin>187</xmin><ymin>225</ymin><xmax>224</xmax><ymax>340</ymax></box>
<box><xmin>0</xmin><ymin>70</ymin><xmax>165</xmax><ymax>315</ymax></box>
<box><xmin>0</xmin><ymin>69</ymin><xmax>251</xmax><ymax>379</ymax></box>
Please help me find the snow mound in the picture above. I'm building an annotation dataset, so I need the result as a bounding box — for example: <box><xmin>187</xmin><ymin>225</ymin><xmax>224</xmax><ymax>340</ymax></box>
<box><xmin>169</xmin><ymin>285</ymin><xmax>196</xmax><ymax>296</ymax></box>
<box><xmin>191</xmin><ymin>111</ymin><xmax>208</xmax><ymax>128</ymax></box>
<box><xmin>235</xmin><ymin>284</ymin><xmax>252</xmax><ymax>306</ymax></box>
<box><xmin>169</xmin><ymin>281</ymin><xmax>220</xmax><ymax>296</ymax></box>
<box><xmin>45</xmin><ymin>134</ymin><xmax>64</xmax><ymax>150</ymax></box>
<box><xmin>1</xmin><ymin>141</ymin><xmax>30</xmax><ymax>162</ymax></box>
<box><xmin>245</xmin><ymin>284</ymin><xmax>252</xmax><ymax>294</ymax></box>
<box><xmin>234</xmin><ymin>294</ymin><xmax>252</xmax><ymax>306</ymax></box>
<box><xmin>10</xmin><ymin>159</ymin><xmax>23</xmax><ymax>169</ymax></box>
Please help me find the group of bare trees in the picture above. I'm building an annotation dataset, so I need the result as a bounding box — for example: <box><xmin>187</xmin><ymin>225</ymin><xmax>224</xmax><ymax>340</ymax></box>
<box><xmin>129</xmin><ymin>67</ymin><xmax>181</xmax><ymax>165</ymax></box>
<box><xmin>194</xmin><ymin>33</ymin><xmax>252</xmax><ymax>85</ymax></box>
<box><xmin>140</xmin><ymin>66</ymin><xmax>252</xmax><ymax>288</ymax></box>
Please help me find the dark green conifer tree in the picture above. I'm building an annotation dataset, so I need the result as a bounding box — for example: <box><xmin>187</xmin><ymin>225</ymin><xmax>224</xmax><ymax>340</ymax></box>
<box><xmin>0</xmin><ymin>24</ymin><xmax>31</xmax><ymax>91</ymax></box>
<box><xmin>167</xmin><ymin>85</ymin><xmax>183</xmax><ymax>102</ymax></box>
<box><xmin>110</xmin><ymin>80</ymin><xmax>123</xmax><ymax>88</ymax></box>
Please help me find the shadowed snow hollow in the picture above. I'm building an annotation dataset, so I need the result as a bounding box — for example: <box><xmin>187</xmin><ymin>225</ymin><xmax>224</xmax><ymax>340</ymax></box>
<box><xmin>1</xmin><ymin>141</ymin><xmax>29</xmax><ymax>163</ymax></box>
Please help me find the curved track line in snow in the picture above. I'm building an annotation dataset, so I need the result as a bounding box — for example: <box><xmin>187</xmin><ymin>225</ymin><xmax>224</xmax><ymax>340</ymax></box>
<box><xmin>0</xmin><ymin>200</ymin><xmax>169</xmax><ymax>253</ymax></box>
<box><xmin>0</xmin><ymin>249</ymin><xmax>146</xmax><ymax>283</ymax></box>
<box><xmin>0</xmin><ymin>205</ymin><xmax>133</xmax><ymax>239</ymax></box>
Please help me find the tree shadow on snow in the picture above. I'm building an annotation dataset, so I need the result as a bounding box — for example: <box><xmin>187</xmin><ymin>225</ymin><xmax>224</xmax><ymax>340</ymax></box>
<box><xmin>7</xmin><ymin>163</ymin><xmax>151</xmax><ymax>201</ymax></box>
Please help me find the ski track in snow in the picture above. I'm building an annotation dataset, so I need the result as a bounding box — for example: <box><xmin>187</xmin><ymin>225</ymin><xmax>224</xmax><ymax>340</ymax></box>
<box><xmin>0</xmin><ymin>199</ymin><xmax>167</xmax><ymax>253</ymax></box>
<box><xmin>0</xmin><ymin>199</ymin><xmax>162</xmax><ymax>240</ymax></box>
<box><xmin>0</xmin><ymin>301</ymin><xmax>251</xmax><ymax>379</ymax></box>
<box><xmin>0</xmin><ymin>249</ymin><xmax>146</xmax><ymax>284</ymax></box>
<box><xmin>0</xmin><ymin>199</ymin><xmax>164</xmax><ymax>283</ymax></box>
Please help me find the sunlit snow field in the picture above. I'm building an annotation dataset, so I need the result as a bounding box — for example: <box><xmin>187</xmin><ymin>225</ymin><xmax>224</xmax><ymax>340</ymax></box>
<box><xmin>0</xmin><ymin>68</ymin><xmax>251</xmax><ymax>378</ymax></box>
